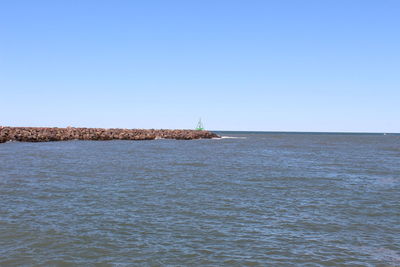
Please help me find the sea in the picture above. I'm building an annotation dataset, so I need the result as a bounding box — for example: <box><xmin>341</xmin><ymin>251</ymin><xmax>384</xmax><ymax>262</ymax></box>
<box><xmin>1</xmin><ymin>132</ymin><xmax>399</xmax><ymax>266</ymax></box>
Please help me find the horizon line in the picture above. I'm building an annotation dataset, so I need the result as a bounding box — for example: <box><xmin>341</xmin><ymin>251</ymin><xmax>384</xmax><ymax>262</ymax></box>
<box><xmin>212</xmin><ymin>130</ymin><xmax>400</xmax><ymax>135</ymax></box>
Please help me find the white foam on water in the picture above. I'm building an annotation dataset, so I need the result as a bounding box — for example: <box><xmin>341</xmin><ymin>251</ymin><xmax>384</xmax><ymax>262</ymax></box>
<box><xmin>221</xmin><ymin>136</ymin><xmax>247</xmax><ymax>139</ymax></box>
<box><xmin>212</xmin><ymin>136</ymin><xmax>247</xmax><ymax>139</ymax></box>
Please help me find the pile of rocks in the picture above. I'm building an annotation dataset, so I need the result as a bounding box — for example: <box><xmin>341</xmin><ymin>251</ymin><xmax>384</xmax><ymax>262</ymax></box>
<box><xmin>0</xmin><ymin>126</ymin><xmax>220</xmax><ymax>143</ymax></box>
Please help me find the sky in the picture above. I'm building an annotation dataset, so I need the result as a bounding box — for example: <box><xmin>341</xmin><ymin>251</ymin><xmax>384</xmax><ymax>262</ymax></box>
<box><xmin>0</xmin><ymin>0</ymin><xmax>399</xmax><ymax>132</ymax></box>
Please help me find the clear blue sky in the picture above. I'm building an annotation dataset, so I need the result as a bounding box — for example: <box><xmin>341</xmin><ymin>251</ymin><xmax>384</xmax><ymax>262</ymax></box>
<box><xmin>1</xmin><ymin>0</ymin><xmax>399</xmax><ymax>132</ymax></box>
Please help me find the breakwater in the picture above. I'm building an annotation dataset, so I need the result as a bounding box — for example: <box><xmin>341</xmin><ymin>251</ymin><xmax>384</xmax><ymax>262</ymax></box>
<box><xmin>0</xmin><ymin>126</ymin><xmax>220</xmax><ymax>143</ymax></box>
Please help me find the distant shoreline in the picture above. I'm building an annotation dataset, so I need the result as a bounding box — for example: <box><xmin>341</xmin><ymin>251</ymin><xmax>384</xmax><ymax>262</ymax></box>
<box><xmin>0</xmin><ymin>126</ymin><xmax>220</xmax><ymax>143</ymax></box>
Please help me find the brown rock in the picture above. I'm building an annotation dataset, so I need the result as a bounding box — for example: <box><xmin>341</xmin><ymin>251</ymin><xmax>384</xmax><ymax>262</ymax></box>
<box><xmin>0</xmin><ymin>126</ymin><xmax>220</xmax><ymax>143</ymax></box>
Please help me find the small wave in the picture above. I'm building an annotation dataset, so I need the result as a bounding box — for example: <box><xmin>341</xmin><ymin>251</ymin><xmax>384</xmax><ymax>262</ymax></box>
<box><xmin>350</xmin><ymin>246</ymin><xmax>400</xmax><ymax>264</ymax></box>
<box><xmin>173</xmin><ymin>162</ymin><xmax>208</xmax><ymax>167</ymax></box>
<box><xmin>218</xmin><ymin>136</ymin><xmax>247</xmax><ymax>139</ymax></box>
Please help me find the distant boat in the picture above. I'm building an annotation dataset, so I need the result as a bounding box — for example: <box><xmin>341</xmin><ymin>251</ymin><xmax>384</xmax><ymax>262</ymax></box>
<box><xmin>195</xmin><ymin>118</ymin><xmax>204</xmax><ymax>131</ymax></box>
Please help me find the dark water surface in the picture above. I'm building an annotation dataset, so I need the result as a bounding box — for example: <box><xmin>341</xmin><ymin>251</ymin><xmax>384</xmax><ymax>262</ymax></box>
<box><xmin>1</xmin><ymin>132</ymin><xmax>399</xmax><ymax>266</ymax></box>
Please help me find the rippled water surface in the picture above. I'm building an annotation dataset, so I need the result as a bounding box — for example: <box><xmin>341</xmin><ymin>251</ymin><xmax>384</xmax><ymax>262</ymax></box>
<box><xmin>1</xmin><ymin>132</ymin><xmax>399</xmax><ymax>266</ymax></box>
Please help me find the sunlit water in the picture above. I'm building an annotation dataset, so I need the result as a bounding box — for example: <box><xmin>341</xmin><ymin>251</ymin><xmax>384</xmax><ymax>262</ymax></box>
<box><xmin>1</xmin><ymin>132</ymin><xmax>399</xmax><ymax>266</ymax></box>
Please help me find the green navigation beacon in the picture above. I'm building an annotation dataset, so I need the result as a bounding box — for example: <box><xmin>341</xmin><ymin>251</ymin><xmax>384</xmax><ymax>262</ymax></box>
<box><xmin>195</xmin><ymin>118</ymin><xmax>204</xmax><ymax>131</ymax></box>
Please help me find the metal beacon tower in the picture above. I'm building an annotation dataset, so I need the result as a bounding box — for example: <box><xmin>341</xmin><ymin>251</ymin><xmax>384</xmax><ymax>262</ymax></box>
<box><xmin>195</xmin><ymin>118</ymin><xmax>204</xmax><ymax>131</ymax></box>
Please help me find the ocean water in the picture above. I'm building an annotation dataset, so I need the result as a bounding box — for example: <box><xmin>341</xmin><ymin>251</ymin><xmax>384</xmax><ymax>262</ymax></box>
<box><xmin>0</xmin><ymin>132</ymin><xmax>399</xmax><ymax>266</ymax></box>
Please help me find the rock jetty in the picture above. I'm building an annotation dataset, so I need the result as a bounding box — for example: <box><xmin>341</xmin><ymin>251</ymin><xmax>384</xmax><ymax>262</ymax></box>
<box><xmin>0</xmin><ymin>126</ymin><xmax>220</xmax><ymax>143</ymax></box>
